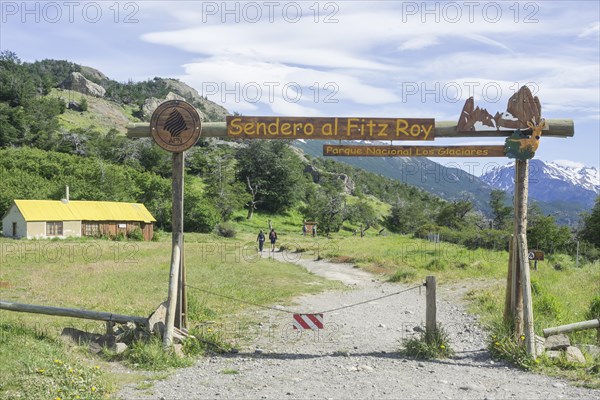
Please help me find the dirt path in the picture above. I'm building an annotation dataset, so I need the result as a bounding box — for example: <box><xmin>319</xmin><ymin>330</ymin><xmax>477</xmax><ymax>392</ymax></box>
<box><xmin>119</xmin><ymin>250</ymin><xmax>599</xmax><ymax>400</ymax></box>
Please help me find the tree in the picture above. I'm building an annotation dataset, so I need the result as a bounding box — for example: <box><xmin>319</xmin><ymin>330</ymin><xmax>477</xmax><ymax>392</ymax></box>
<box><xmin>301</xmin><ymin>180</ymin><xmax>347</xmax><ymax>236</ymax></box>
<box><xmin>528</xmin><ymin>214</ymin><xmax>572</xmax><ymax>253</ymax></box>
<box><xmin>237</xmin><ymin>141</ymin><xmax>305</xmax><ymax>213</ymax></box>
<box><xmin>489</xmin><ymin>189</ymin><xmax>512</xmax><ymax>230</ymax></box>
<box><xmin>347</xmin><ymin>198</ymin><xmax>378</xmax><ymax>236</ymax></box>
<box><xmin>579</xmin><ymin>196</ymin><xmax>600</xmax><ymax>247</ymax></box>
<box><xmin>435</xmin><ymin>200</ymin><xmax>473</xmax><ymax>229</ymax></box>
<box><xmin>385</xmin><ymin>200</ymin><xmax>428</xmax><ymax>234</ymax></box>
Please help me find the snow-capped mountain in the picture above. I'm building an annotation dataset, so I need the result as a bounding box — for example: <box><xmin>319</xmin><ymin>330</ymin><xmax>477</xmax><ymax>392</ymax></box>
<box><xmin>481</xmin><ymin>159</ymin><xmax>599</xmax><ymax>207</ymax></box>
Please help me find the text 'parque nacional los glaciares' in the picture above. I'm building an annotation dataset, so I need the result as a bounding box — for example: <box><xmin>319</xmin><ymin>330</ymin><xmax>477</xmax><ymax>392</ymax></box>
<box><xmin>226</xmin><ymin>116</ymin><xmax>435</xmax><ymax>140</ymax></box>
<box><xmin>323</xmin><ymin>145</ymin><xmax>507</xmax><ymax>157</ymax></box>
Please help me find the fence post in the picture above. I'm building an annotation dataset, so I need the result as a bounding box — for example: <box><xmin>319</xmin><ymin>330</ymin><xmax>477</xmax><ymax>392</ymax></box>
<box><xmin>426</xmin><ymin>276</ymin><xmax>437</xmax><ymax>338</ymax></box>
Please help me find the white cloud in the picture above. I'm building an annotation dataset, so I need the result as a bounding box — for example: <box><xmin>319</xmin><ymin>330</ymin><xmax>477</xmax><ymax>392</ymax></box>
<box><xmin>578</xmin><ymin>22</ymin><xmax>600</xmax><ymax>38</ymax></box>
<box><xmin>398</xmin><ymin>36</ymin><xmax>439</xmax><ymax>50</ymax></box>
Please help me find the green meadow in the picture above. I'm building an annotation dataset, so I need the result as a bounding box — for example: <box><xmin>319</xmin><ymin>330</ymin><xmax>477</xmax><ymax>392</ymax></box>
<box><xmin>1</xmin><ymin>210</ymin><xmax>599</xmax><ymax>397</ymax></box>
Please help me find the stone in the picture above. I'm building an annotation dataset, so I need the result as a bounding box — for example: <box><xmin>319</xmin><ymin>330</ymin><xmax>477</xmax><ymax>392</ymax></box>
<box><xmin>81</xmin><ymin>65</ymin><xmax>109</xmax><ymax>82</ymax></box>
<box><xmin>577</xmin><ymin>344</ymin><xmax>600</xmax><ymax>357</ymax></box>
<box><xmin>413</xmin><ymin>326</ymin><xmax>424</xmax><ymax>333</ymax></box>
<box><xmin>564</xmin><ymin>346</ymin><xmax>586</xmax><ymax>364</ymax></box>
<box><xmin>60</xmin><ymin>72</ymin><xmax>106</xmax><ymax>97</ymax></box>
<box><xmin>535</xmin><ymin>335</ymin><xmax>546</xmax><ymax>357</ymax></box>
<box><xmin>148</xmin><ymin>302</ymin><xmax>168</xmax><ymax>337</ymax></box>
<box><xmin>459</xmin><ymin>384</ymin><xmax>484</xmax><ymax>391</ymax></box>
<box><xmin>378</xmin><ymin>324</ymin><xmax>386</xmax><ymax>328</ymax></box>
<box><xmin>67</xmin><ymin>101</ymin><xmax>84</xmax><ymax>112</ymax></box>
<box><xmin>552</xmin><ymin>382</ymin><xmax>566</xmax><ymax>388</ymax></box>
<box><xmin>546</xmin><ymin>350</ymin><xmax>561</xmax><ymax>359</ymax></box>
<box><xmin>141</xmin><ymin>92</ymin><xmax>188</xmax><ymax>120</ymax></box>
<box><xmin>255</xmin><ymin>348</ymin><xmax>264</xmax><ymax>354</ymax></box>
<box><xmin>110</xmin><ymin>342</ymin><xmax>128</xmax><ymax>354</ymax></box>
<box><xmin>173</xmin><ymin>344</ymin><xmax>185</xmax><ymax>358</ymax></box>
<box><xmin>544</xmin><ymin>334</ymin><xmax>570</xmax><ymax>350</ymax></box>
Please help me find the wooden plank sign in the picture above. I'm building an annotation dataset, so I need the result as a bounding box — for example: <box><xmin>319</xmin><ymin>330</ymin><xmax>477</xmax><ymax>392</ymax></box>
<box><xmin>323</xmin><ymin>145</ymin><xmax>506</xmax><ymax>157</ymax></box>
<box><xmin>151</xmin><ymin>100</ymin><xmax>202</xmax><ymax>152</ymax></box>
<box><xmin>227</xmin><ymin>116</ymin><xmax>434</xmax><ymax>140</ymax></box>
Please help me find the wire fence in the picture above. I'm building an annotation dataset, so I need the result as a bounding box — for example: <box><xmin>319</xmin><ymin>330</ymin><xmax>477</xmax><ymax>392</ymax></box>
<box><xmin>185</xmin><ymin>283</ymin><xmax>423</xmax><ymax>315</ymax></box>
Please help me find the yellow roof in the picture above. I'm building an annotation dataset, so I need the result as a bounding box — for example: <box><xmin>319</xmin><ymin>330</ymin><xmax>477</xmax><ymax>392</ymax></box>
<box><xmin>13</xmin><ymin>200</ymin><xmax>156</xmax><ymax>223</ymax></box>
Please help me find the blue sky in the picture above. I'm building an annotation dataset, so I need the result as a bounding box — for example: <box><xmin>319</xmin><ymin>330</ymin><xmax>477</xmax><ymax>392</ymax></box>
<box><xmin>1</xmin><ymin>0</ymin><xmax>598</xmax><ymax>174</ymax></box>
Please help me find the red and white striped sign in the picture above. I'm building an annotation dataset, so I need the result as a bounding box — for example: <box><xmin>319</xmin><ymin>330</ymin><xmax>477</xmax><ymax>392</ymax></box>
<box><xmin>293</xmin><ymin>313</ymin><xmax>324</xmax><ymax>330</ymax></box>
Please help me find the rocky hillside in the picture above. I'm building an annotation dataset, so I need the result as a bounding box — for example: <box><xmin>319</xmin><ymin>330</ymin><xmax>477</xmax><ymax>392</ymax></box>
<box><xmin>55</xmin><ymin>66</ymin><xmax>229</xmax><ymax>133</ymax></box>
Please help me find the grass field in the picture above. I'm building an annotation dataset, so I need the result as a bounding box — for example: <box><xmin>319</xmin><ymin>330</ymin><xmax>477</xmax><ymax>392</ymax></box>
<box><xmin>0</xmin><ymin>231</ymin><xmax>341</xmax><ymax>399</ymax></box>
<box><xmin>1</xmin><ymin>209</ymin><xmax>599</xmax><ymax>396</ymax></box>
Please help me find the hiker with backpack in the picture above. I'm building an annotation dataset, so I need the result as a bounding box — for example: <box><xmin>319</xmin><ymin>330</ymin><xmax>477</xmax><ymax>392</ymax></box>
<box><xmin>257</xmin><ymin>230</ymin><xmax>266</xmax><ymax>253</ymax></box>
<box><xmin>269</xmin><ymin>228</ymin><xmax>278</xmax><ymax>252</ymax></box>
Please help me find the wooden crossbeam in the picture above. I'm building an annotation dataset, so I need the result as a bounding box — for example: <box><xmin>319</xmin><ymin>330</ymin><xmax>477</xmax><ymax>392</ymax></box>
<box><xmin>126</xmin><ymin>119</ymin><xmax>574</xmax><ymax>139</ymax></box>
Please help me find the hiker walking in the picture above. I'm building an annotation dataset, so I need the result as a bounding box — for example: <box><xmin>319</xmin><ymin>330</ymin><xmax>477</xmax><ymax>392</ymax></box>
<box><xmin>269</xmin><ymin>228</ymin><xmax>278</xmax><ymax>252</ymax></box>
<box><xmin>257</xmin><ymin>230</ymin><xmax>265</xmax><ymax>253</ymax></box>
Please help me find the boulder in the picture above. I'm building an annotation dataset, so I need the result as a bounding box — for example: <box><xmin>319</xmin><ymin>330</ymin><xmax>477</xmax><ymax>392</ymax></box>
<box><xmin>60</xmin><ymin>72</ymin><xmax>106</xmax><ymax>97</ymax></box>
<box><xmin>303</xmin><ymin>164</ymin><xmax>355</xmax><ymax>194</ymax></box>
<box><xmin>141</xmin><ymin>92</ymin><xmax>189</xmax><ymax>120</ymax></box>
<box><xmin>535</xmin><ymin>335</ymin><xmax>546</xmax><ymax>357</ymax></box>
<box><xmin>81</xmin><ymin>66</ymin><xmax>109</xmax><ymax>82</ymax></box>
<box><xmin>67</xmin><ymin>101</ymin><xmax>84</xmax><ymax>112</ymax></box>
<box><xmin>564</xmin><ymin>346</ymin><xmax>586</xmax><ymax>364</ymax></box>
<box><xmin>110</xmin><ymin>342</ymin><xmax>128</xmax><ymax>355</ymax></box>
<box><xmin>148</xmin><ymin>301</ymin><xmax>168</xmax><ymax>336</ymax></box>
<box><xmin>544</xmin><ymin>334</ymin><xmax>570</xmax><ymax>350</ymax></box>
<box><xmin>577</xmin><ymin>344</ymin><xmax>600</xmax><ymax>358</ymax></box>
<box><xmin>546</xmin><ymin>350</ymin><xmax>561</xmax><ymax>359</ymax></box>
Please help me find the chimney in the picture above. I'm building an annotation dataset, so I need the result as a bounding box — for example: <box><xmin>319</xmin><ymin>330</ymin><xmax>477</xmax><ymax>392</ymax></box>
<box><xmin>61</xmin><ymin>186</ymin><xmax>70</xmax><ymax>204</ymax></box>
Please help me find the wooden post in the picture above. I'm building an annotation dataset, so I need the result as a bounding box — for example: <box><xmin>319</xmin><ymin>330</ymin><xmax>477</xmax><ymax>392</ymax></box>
<box><xmin>0</xmin><ymin>300</ymin><xmax>147</xmax><ymax>326</ymax></box>
<box><xmin>503</xmin><ymin>235</ymin><xmax>514</xmax><ymax>323</ymax></box>
<box><xmin>512</xmin><ymin>163</ymin><xmax>524</xmax><ymax>339</ymax></box>
<box><xmin>515</xmin><ymin>159</ymin><xmax>535</xmax><ymax>358</ymax></box>
<box><xmin>164</xmin><ymin>152</ymin><xmax>184</xmax><ymax>349</ymax></box>
<box><xmin>175</xmin><ymin>239</ymin><xmax>187</xmax><ymax>330</ymax></box>
<box><xmin>425</xmin><ymin>276</ymin><xmax>437</xmax><ymax>339</ymax></box>
<box><xmin>542</xmin><ymin>319</ymin><xmax>600</xmax><ymax>337</ymax></box>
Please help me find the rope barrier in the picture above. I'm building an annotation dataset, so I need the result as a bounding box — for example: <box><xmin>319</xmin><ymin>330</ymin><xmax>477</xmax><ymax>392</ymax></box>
<box><xmin>185</xmin><ymin>283</ymin><xmax>423</xmax><ymax>315</ymax></box>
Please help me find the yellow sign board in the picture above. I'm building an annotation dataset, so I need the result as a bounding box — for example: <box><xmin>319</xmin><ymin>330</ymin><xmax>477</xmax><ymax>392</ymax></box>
<box><xmin>227</xmin><ymin>116</ymin><xmax>435</xmax><ymax>140</ymax></box>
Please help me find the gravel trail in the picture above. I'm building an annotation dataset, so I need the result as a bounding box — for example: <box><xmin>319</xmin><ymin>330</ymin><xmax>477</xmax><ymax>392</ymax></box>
<box><xmin>119</xmin><ymin>250</ymin><xmax>600</xmax><ymax>400</ymax></box>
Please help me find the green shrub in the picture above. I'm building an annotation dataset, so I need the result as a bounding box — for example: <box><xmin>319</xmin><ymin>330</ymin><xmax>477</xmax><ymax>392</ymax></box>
<box><xmin>128</xmin><ymin>227</ymin><xmax>143</xmax><ymax>241</ymax></box>
<box><xmin>585</xmin><ymin>296</ymin><xmax>600</xmax><ymax>320</ymax></box>
<box><xmin>424</xmin><ymin>258</ymin><xmax>447</xmax><ymax>271</ymax></box>
<box><xmin>534</xmin><ymin>292</ymin><xmax>563</xmax><ymax>321</ymax></box>
<box><xmin>389</xmin><ymin>267</ymin><xmax>417</xmax><ymax>282</ymax></box>
<box><xmin>214</xmin><ymin>222</ymin><xmax>237</xmax><ymax>238</ymax></box>
<box><xmin>151</xmin><ymin>230</ymin><xmax>162</xmax><ymax>242</ymax></box>
<box><xmin>400</xmin><ymin>324</ymin><xmax>454</xmax><ymax>359</ymax></box>
<box><xmin>119</xmin><ymin>338</ymin><xmax>192</xmax><ymax>371</ymax></box>
<box><xmin>488</xmin><ymin>320</ymin><xmax>536</xmax><ymax>370</ymax></box>
<box><xmin>114</xmin><ymin>232</ymin><xmax>125</xmax><ymax>241</ymax></box>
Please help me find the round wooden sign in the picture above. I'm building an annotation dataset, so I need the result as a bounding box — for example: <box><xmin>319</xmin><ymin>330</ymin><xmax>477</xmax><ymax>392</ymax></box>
<box><xmin>150</xmin><ymin>100</ymin><xmax>202</xmax><ymax>152</ymax></box>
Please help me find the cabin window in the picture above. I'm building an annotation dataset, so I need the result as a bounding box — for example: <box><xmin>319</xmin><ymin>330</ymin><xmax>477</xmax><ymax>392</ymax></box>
<box><xmin>83</xmin><ymin>222</ymin><xmax>99</xmax><ymax>236</ymax></box>
<box><xmin>47</xmin><ymin>222</ymin><xmax>63</xmax><ymax>236</ymax></box>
